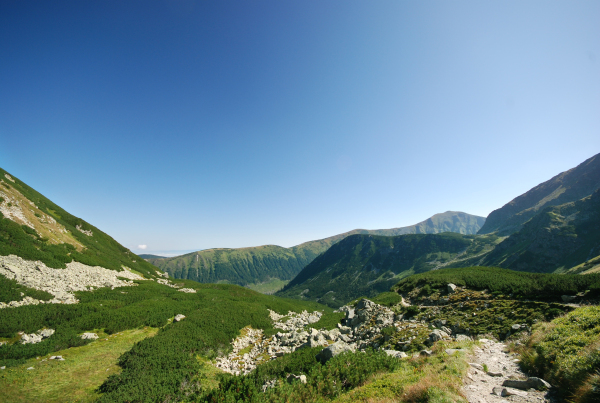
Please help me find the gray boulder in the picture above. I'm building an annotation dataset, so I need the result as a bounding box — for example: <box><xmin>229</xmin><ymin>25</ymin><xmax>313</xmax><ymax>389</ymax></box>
<box><xmin>174</xmin><ymin>314</ymin><xmax>186</xmax><ymax>322</ymax></box>
<box><xmin>384</xmin><ymin>350</ymin><xmax>408</xmax><ymax>359</ymax></box>
<box><xmin>502</xmin><ymin>377</ymin><xmax>551</xmax><ymax>390</ymax></box>
<box><xmin>38</xmin><ymin>328</ymin><xmax>55</xmax><ymax>338</ymax></box>
<box><xmin>81</xmin><ymin>332</ymin><xmax>99</xmax><ymax>340</ymax></box>
<box><xmin>447</xmin><ymin>284</ymin><xmax>457</xmax><ymax>294</ymax></box>
<box><xmin>315</xmin><ymin>341</ymin><xmax>353</xmax><ymax>364</ymax></box>
<box><xmin>561</xmin><ymin>295</ymin><xmax>577</xmax><ymax>302</ymax></box>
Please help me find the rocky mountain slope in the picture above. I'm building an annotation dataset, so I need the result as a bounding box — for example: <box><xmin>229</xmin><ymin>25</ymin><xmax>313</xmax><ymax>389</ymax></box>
<box><xmin>0</xmin><ymin>168</ymin><xmax>160</xmax><ymax>280</ymax></box>
<box><xmin>478</xmin><ymin>152</ymin><xmax>600</xmax><ymax>235</ymax></box>
<box><xmin>150</xmin><ymin>211</ymin><xmax>485</xmax><ymax>289</ymax></box>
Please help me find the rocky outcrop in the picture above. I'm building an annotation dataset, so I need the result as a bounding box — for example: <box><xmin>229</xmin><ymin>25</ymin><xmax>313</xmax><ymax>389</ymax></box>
<box><xmin>21</xmin><ymin>328</ymin><xmax>55</xmax><ymax>344</ymax></box>
<box><xmin>81</xmin><ymin>333</ymin><xmax>99</xmax><ymax>340</ymax></box>
<box><xmin>174</xmin><ymin>314</ymin><xmax>186</xmax><ymax>322</ymax></box>
<box><xmin>156</xmin><ymin>278</ymin><xmax>197</xmax><ymax>293</ymax></box>
<box><xmin>0</xmin><ymin>255</ymin><xmax>145</xmax><ymax>308</ymax></box>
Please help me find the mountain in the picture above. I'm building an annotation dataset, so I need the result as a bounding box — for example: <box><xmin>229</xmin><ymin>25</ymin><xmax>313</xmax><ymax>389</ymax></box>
<box><xmin>0</xmin><ymin>168</ymin><xmax>159</xmax><ymax>279</ymax></box>
<box><xmin>279</xmin><ymin>155</ymin><xmax>600</xmax><ymax>307</ymax></box>
<box><xmin>139</xmin><ymin>254</ymin><xmax>167</xmax><ymax>260</ymax></box>
<box><xmin>480</xmin><ymin>188</ymin><xmax>600</xmax><ymax>273</ymax></box>
<box><xmin>275</xmin><ymin>232</ymin><xmax>499</xmax><ymax>307</ymax></box>
<box><xmin>478</xmin><ymin>152</ymin><xmax>600</xmax><ymax>235</ymax></box>
<box><xmin>150</xmin><ymin>211</ymin><xmax>485</xmax><ymax>290</ymax></box>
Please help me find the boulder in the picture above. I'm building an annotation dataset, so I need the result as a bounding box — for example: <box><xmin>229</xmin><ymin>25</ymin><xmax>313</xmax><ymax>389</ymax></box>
<box><xmin>81</xmin><ymin>332</ymin><xmax>99</xmax><ymax>340</ymax></box>
<box><xmin>428</xmin><ymin>329</ymin><xmax>449</xmax><ymax>344</ymax></box>
<box><xmin>561</xmin><ymin>295</ymin><xmax>577</xmax><ymax>303</ymax></box>
<box><xmin>286</xmin><ymin>374</ymin><xmax>307</xmax><ymax>384</ymax></box>
<box><xmin>174</xmin><ymin>314</ymin><xmax>186</xmax><ymax>322</ymax></box>
<box><xmin>502</xmin><ymin>377</ymin><xmax>551</xmax><ymax>391</ymax></box>
<box><xmin>38</xmin><ymin>328</ymin><xmax>55</xmax><ymax>338</ymax></box>
<box><xmin>21</xmin><ymin>333</ymin><xmax>43</xmax><ymax>344</ymax></box>
<box><xmin>384</xmin><ymin>350</ymin><xmax>408</xmax><ymax>359</ymax></box>
<box><xmin>447</xmin><ymin>284</ymin><xmax>457</xmax><ymax>294</ymax></box>
<box><xmin>315</xmin><ymin>341</ymin><xmax>353</xmax><ymax>364</ymax></box>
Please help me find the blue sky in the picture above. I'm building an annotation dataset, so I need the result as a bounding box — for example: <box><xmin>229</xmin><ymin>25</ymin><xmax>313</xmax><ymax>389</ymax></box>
<box><xmin>1</xmin><ymin>1</ymin><xmax>599</xmax><ymax>256</ymax></box>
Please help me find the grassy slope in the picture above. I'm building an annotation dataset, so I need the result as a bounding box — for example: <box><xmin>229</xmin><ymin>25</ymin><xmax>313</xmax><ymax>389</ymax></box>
<box><xmin>481</xmin><ymin>189</ymin><xmax>600</xmax><ymax>273</ymax></box>
<box><xmin>276</xmin><ymin>233</ymin><xmax>499</xmax><ymax>307</ymax></box>
<box><xmin>0</xmin><ymin>167</ymin><xmax>159</xmax><ymax>278</ymax></box>
<box><xmin>0</xmin><ymin>327</ymin><xmax>158</xmax><ymax>403</ymax></box>
<box><xmin>150</xmin><ymin>212</ymin><xmax>485</xmax><ymax>289</ymax></box>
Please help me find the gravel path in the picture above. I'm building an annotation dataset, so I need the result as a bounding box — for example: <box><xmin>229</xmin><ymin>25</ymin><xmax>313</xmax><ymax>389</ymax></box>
<box><xmin>463</xmin><ymin>339</ymin><xmax>557</xmax><ymax>403</ymax></box>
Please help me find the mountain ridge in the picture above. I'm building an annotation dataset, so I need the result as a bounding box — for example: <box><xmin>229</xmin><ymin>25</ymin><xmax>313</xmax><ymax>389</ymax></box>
<box><xmin>149</xmin><ymin>211</ymin><xmax>485</xmax><ymax>289</ymax></box>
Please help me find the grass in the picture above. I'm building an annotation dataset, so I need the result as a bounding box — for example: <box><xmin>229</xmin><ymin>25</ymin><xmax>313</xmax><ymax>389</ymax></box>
<box><xmin>0</xmin><ymin>327</ymin><xmax>158</xmax><ymax>403</ymax></box>
<box><xmin>333</xmin><ymin>340</ymin><xmax>473</xmax><ymax>403</ymax></box>
<box><xmin>246</xmin><ymin>278</ymin><xmax>290</xmax><ymax>294</ymax></box>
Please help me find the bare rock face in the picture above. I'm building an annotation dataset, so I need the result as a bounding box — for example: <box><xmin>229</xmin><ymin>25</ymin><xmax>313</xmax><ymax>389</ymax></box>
<box><xmin>447</xmin><ymin>283</ymin><xmax>457</xmax><ymax>294</ymax></box>
<box><xmin>81</xmin><ymin>332</ymin><xmax>99</xmax><ymax>340</ymax></box>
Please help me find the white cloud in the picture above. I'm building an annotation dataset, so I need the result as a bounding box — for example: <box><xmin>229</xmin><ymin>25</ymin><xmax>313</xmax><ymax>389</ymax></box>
<box><xmin>138</xmin><ymin>245</ymin><xmax>148</xmax><ymax>250</ymax></box>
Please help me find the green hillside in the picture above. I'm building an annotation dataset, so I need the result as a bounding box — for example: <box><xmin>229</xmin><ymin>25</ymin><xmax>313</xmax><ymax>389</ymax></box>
<box><xmin>0</xmin><ymin>168</ymin><xmax>158</xmax><ymax>279</ymax></box>
<box><xmin>481</xmin><ymin>188</ymin><xmax>600</xmax><ymax>272</ymax></box>
<box><xmin>276</xmin><ymin>233</ymin><xmax>499</xmax><ymax>307</ymax></box>
<box><xmin>479</xmin><ymin>152</ymin><xmax>600</xmax><ymax>235</ymax></box>
<box><xmin>151</xmin><ymin>211</ymin><xmax>485</xmax><ymax>290</ymax></box>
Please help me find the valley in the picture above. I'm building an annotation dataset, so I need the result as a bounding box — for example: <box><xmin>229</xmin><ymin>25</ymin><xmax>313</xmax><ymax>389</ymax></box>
<box><xmin>1</xmin><ymin>152</ymin><xmax>600</xmax><ymax>402</ymax></box>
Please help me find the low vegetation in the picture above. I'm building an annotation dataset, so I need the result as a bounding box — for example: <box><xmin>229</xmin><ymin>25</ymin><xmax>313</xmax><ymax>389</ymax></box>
<box><xmin>394</xmin><ymin>266</ymin><xmax>600</xmax><ymax>301</ymax></box>
<box><xmin>519</xmin><ymin>306</ymin><xmax>600</xmax><ymax>403</ymax></box>
<box><xmin>0</xmin><ymin>279</ymin><xmax>338</xmax><ymax>402</ymax></box>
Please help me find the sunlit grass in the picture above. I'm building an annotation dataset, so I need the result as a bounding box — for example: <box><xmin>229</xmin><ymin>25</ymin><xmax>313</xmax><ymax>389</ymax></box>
<box><xmin>0</xmin><ymin>327</ymin><xmax>158</xmax><ymax>403</ymax></box>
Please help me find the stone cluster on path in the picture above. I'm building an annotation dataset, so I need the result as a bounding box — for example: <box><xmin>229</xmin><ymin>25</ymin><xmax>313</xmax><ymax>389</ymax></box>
<box><xmin>0</xmin><ymin>254</ymin><xmax>145</xmax><ymax>308</ymax></box>
<box><xmin>464</xmin><ymin>338</ymin><xmax>555</xmax><ymax>403</ymax></box>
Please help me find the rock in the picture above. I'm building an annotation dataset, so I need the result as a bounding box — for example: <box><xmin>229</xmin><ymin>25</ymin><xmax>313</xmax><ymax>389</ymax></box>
<box><xmin>428</xmin><ymin>329</ymin><xmax>449</xmax><ymax>343</ymax></box>
<box><xmin>326</xmin><ymin>328</ymin><xmax>340</xmax><ymax>341</ymax></box>
<box><xmin>447</xmin><ymin>283</ymin><xmax>457</xmax><ymax>294</ymax></box>
<box><xmin>454</xmin><ymin>334</ymin><xmax>472</xmax><ymax>342</ymax></box>
<box><xmin>27</xmin><ymin>367</ymin><xmax>34</xmax><ymax>370</ymax></box>
<box><xmin>419</xmin><ymin>349</ymin><xmax>433</xmax><ymax>356</ymax></box>
<box><xmin>384</xmin><ymin>350</ymin><xmax>408</xmax><ymax>359</ymax></box>
<box><xmin>561</xmin><ymin>295</ymin><xmax>577</xmax><ymax>302</ymax></box>
<box><xmin>445</xmin><ymin>348</ymin><xmax>464</xmax><ymax>355</ymax></box>
<box><xmin>337</xmin><ymin>324</ymin><xmax>352</xmax><ymax>334</ymax></box>
<box><xmin>502</xmin><ymin>377</ymin><xmax>551</xmax><ymax>391</ymax></box>
<box><xmin>492</xmin><ymin>386</ymin><xmax>504</xmax><ymax>396</ymax></box>
<box><xmin>469</xmin><ymin>363</ymin><xmax>484</xmax><ymax>370</ymax></box>
<box><xmin>501</xmin><ymin>387</ymin><xmax>528</xmax><ymax>397</ymax></box>
<box><xmin>81</xmin><ymin>332</ymin><xmax>99</xmax><ymax>340</ymax></box>
<box><xmin>174</xmin><ymin>314</ymin><xmax>186</xmax><ymax>322</ymax></box>
<box><xmin>487</xmin><ymin>371</ymin><xmax>503</xmax><ymax>377</ymax></box>
<box><xmin>0</xmin><ymin>366</ymin><xmax>5</xmax><ymax>370</ymax></box>
<box><xmin>307</xmin><ymin>314</ymin><xmax>320</xmax><ymax>324</ymax></box>
<box><xmin>21</xmin><ymin>333</ymin><xmax>43</xmax><ymax>344</ymax></box>
<box><xmin>38</xmin><ymin>328</ymin><xmax>55</xmax><ymax>338</ymax></box>
<box><xmin>286</xmin><ymin>374</ymin><xmax>307</xmax><ymax>384</ymax></box>
<box><xmin>315</xmin><ymin>341</ymin><xmax>353</xmax><ymax>364</ymax></box>
<box><xmin>0</xmin><ymin>255</ymin><xmax>145</xmax><ymax>309</ymax></box>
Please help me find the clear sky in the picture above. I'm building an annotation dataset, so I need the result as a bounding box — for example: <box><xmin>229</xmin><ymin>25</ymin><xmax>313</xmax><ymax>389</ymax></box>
<box><xmin>1</xmin><ymin>1</ymin><xmax>599</xmax><ymax>256</ymax></box>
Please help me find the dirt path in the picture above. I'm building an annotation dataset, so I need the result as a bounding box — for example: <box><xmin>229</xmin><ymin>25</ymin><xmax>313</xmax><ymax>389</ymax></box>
<box><xmin>463</xmin><ymin>339</ymin><xmax>557</xmax><ymax>403</ymax></box>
